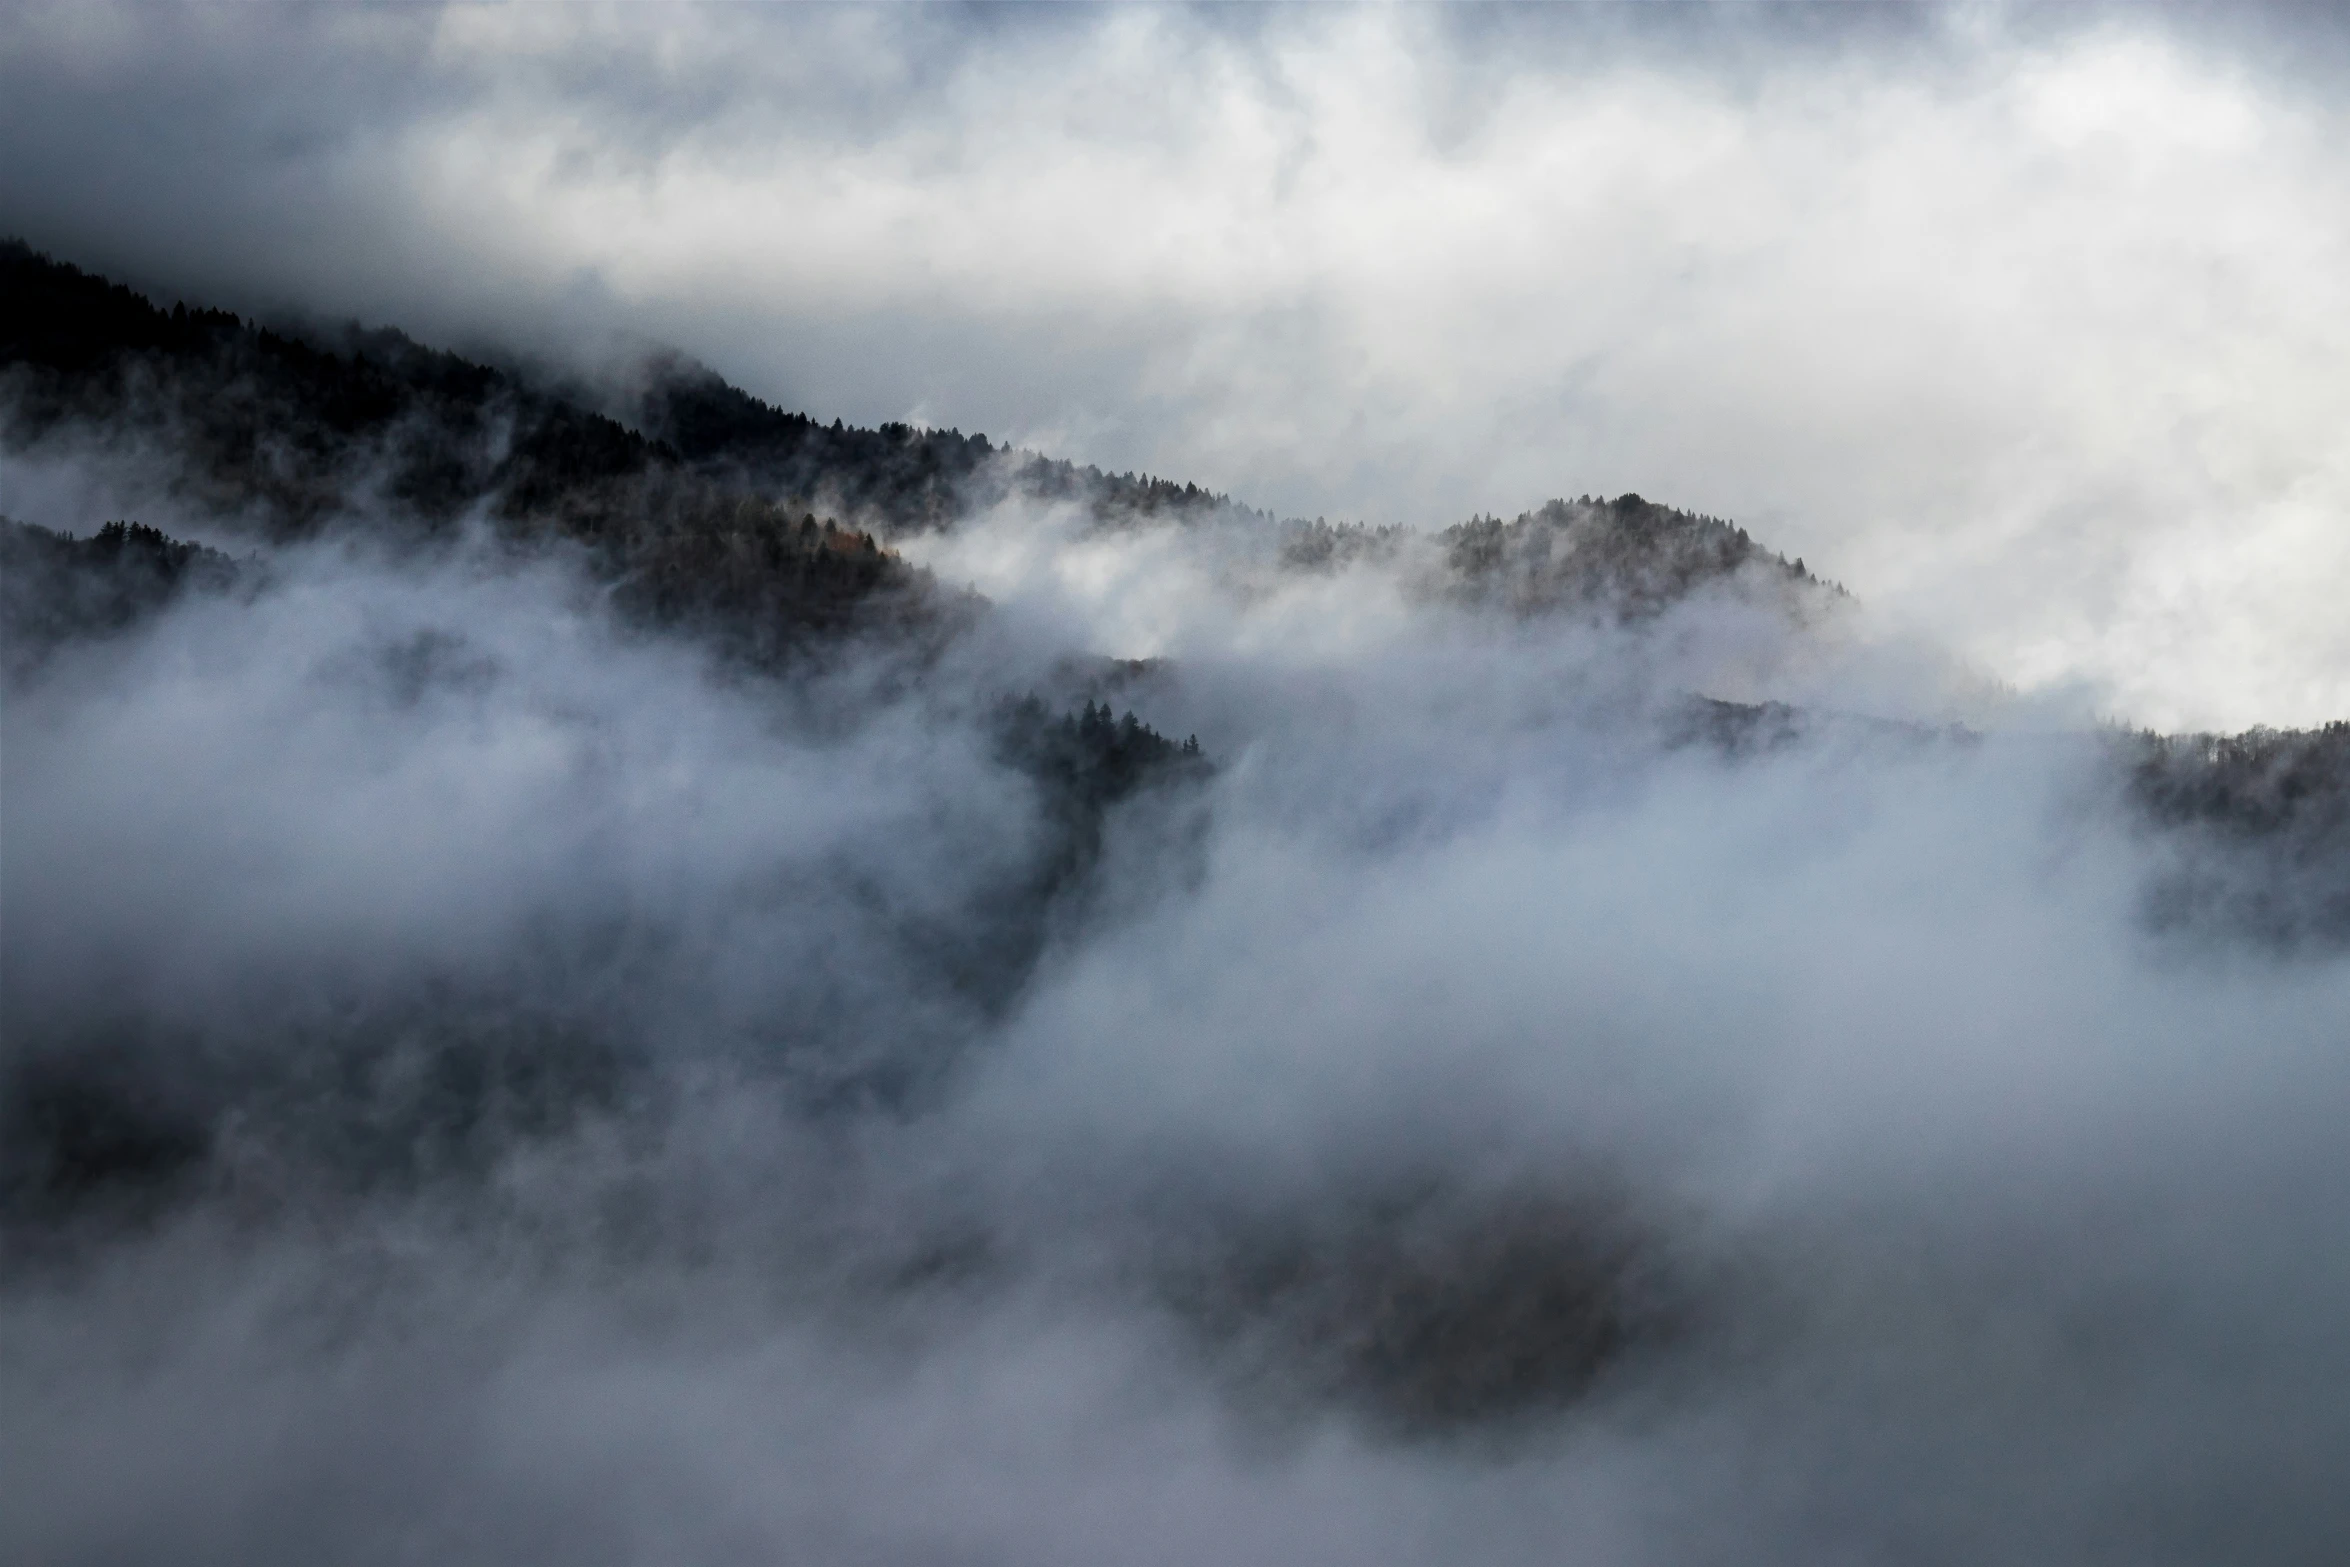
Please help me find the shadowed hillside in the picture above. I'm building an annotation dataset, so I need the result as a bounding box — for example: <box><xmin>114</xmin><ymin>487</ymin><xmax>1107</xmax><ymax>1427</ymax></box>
<box><xmin>1</xmin><ymin>242</ymin><xmax>935</xmax><ymax>661</ymax></box>
<box><xmin>4</xmin><ymin>242</ymin><xmax>1852</xmax><ymax>642</ymax></box>
<box><xmin>2126</xmin><ymin>722</ymin><xmax>2350</xmax><ymax>947</ymax></box>
<box><xmin>0</xmin><ymin>518</ymin><xmax>240</xmax><ymax>671</ymax></box>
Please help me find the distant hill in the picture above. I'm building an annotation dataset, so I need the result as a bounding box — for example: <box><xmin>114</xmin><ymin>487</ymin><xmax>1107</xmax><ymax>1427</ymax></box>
<box><xmin>1</xmin><ymin>240</ymin><xmax>1838</xmax><ymax>640</ymax></box>
<box><xmin>6</xmin><ymin>239</ymin><xmax>2342</xmax><ymax>953</ymax></box>
<box><xmin>0</xmin><ymin>241</ymin><xmax>931</xmax><ymax>663</ymax></box>
<box><xmin>1435</xmin><ymin>494</ymin><xmax>1839</xmax><ymax>620</ymax></box>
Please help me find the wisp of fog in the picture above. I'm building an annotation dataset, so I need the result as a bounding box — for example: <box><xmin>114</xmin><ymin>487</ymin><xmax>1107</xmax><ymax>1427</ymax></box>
<box><xmin>5</xmin><ymin>4</ymin><xmax>2350</xmax><ymax>1561</ymax></box>
<box><xmin>5</xmin><ymin>468</ymin><xmax>2349</xmax><ymax>1565</ymax></box>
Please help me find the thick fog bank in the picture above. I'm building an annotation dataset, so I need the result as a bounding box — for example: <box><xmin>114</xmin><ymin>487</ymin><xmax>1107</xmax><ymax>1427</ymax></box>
<box><xmin>6</xmin><ymin>496</ymin><xmax>2350</xmax><ymax>1565</ymax></box>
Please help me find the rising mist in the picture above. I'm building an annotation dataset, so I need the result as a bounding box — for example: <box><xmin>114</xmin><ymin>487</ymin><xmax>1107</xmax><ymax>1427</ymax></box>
<box><xmin>5</xmin><ymin>8</ymin><xmax>2350</xmax><ymax>1563</ymax></box>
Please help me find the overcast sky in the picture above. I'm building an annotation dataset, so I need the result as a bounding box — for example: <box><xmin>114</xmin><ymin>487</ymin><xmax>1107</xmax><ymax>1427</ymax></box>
<box><xmin>4</xmin><ymin>1</ymin><xmax>2345</xmax><ymax>730</ymax></box>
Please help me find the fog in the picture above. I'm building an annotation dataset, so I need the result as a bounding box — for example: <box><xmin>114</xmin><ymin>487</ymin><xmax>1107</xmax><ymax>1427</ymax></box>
<box><xmin>7</xmin><ymin>4</ymin><xmax>2350</xmax><ymax>1559</ymax></box>
<box><xmin>7</xmin><ymin>468</ymin><xmax>2350</xmax><ymax>1563</ymax></box>
<box><xmin>4</xmin><ymin>3</ymin><xmax>2348</xmax><ymax>726</ymax></box>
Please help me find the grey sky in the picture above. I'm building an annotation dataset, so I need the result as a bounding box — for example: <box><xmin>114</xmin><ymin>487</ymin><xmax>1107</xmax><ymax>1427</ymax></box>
<box><xmin>3</xmin><ymin>1</ymin><xmax>2346</xmax><ymax>728</ymax></box>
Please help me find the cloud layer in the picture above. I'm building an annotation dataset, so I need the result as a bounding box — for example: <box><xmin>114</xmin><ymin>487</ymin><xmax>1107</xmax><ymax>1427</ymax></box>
<box><xmin>6</xmin><ymin>482</ymin><xmax>2350</xmax><ymax>1563</ymax></box>
<box><xmin>4</xmin><ymin>2</ymin><xmax>2346</xmax><ymax>728</ymax></box>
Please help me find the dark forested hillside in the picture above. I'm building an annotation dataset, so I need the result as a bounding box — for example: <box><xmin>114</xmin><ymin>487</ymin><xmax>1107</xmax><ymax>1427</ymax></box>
<box><xmin>0</xmin><ymin>518</ymin><xmax>240</xmax><ymax>670</ymax></box>
<box><xmin>0</xmin><ymin>240</ymin><xmax>1245</xmax><ymax>562</ymax></box>
<box><xmin>1439</xmin><ymin>495</ymin><xmax>1840</xmax><ymax>620</ymax></box>
<box><xmin>2125</xmin><ymin>722</ymin><xmax>2350</xmax><ymax>946</ymax></box>
<box><xmin>0</xmin><ymin>241</ymin><xmax>935</xmax><ymax>660</ymax></box>
<box><xmin>3</xmin><ymin>242</ymin><xmax>1847</xmax><ymax>643</ymax></box>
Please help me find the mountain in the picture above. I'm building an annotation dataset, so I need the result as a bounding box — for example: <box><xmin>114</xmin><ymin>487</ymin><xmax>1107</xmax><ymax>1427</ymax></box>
<box><xmin>7</xmin><ymin>240</ymin><xmax>2346</xmax><ymax>953</ymax></box>
<box><xmin>1</xmin><ymin>240</ymin><xmax>930</xmax><ymax>663</ymax></box>
<box><xmin>0</xmin><ymin>240</ymin><xmax>1838</xmax><ymax>652</ymax></box>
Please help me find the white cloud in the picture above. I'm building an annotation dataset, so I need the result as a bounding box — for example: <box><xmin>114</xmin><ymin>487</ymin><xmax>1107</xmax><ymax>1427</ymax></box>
<box><xmin>3</xmin><ymin>6</ymin><xmax>2345</xmax><ymax>721</ymax></box>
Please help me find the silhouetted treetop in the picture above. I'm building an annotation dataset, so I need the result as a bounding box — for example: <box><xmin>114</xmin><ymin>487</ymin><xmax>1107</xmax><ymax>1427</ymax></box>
<box><xmin>0</xmin><ymin>517</ymin><xmax>241</xmax><ymax>669</ymax></box>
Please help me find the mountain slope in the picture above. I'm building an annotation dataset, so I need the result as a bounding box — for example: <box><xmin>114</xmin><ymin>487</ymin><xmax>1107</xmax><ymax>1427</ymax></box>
<box><xmin>2</xmin><ymin>241</ymin><xmax>1840</xmax><ymax>639</ymax></box>
<box><xmin>1</xmin><ymin>241</ymin><xmax>930</xmax><ymax>661</ymax></box>
<box><xmin>7</xmin><ymin>239</ymin><xmax>2343</xmax><ymax>955</ymax></box>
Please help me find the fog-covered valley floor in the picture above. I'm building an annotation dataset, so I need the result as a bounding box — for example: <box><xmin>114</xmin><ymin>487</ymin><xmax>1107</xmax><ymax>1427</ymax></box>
<box><xmin>6</xmin><ymin>231</ymin><xmax>2350</xmax><ymax>1566</ymax></box>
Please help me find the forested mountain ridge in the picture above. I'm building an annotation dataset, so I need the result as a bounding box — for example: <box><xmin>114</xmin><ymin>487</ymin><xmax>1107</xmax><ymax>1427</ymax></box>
<box><xmin>1</xmin><ymin>240</ymin><xmax>932</xmax><ymax>662</ymax></box>
<box><xmin>0</xmin><ymin>239</ymin><xmax>1245</xmax><ymax>545</ymax></box>
<box><xmin>4</xmin><ymin>240</ymin><xmax>1833</xmax><ymax>636</ymax></box>
<box><xmin>5</xmin><ymin>238</ymin><xmax>2344</xmax><ymax>955</ymax></box>
<box><xmin>631</xmin><ymin>352</ymin><xmax>1251</xmax><ymax>535</ymax></box>
<box><xmin>0</xmin><ymin>244</ymin><xmax>1227</xmax><ymax>896</ymax></box>
<box><xmin>1438</xmin><ymin>495</ymin><xmax>1840</xmax><ymax>619</ymax></box>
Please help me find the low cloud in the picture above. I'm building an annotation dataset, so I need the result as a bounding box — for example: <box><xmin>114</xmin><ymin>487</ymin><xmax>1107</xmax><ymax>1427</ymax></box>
<box><xmin>7</xmin><ymin>8</ymin><xmax>2350</xmax><ymax>1560</ymax></box>
<box><xmin>6</xmin><ymin>482</ymin><xmax>2349</xmax><ymax>1562</ymax></box>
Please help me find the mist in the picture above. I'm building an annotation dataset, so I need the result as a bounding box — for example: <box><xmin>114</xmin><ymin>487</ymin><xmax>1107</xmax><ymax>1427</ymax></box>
<box><xmin>7</xmin><ymin>6</ymin><xmax>2350</xmax><ymax>1563</ymax></box>
<box><xmin>6</xmin><ymin>456</ymin><xmax>2349</xmax><ymax>1563</ymax></box>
